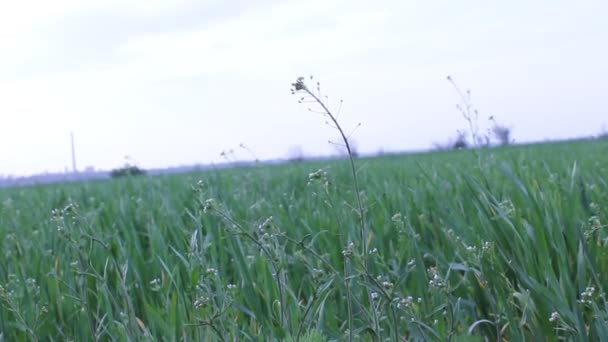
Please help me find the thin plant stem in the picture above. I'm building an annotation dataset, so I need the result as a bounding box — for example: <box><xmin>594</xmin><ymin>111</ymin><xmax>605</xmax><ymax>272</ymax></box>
<box><xmin>292</xmin><ymin>77</ymin><xmax>382</xmax><ymax>340</ymax></box>
<box><xmin>294</xmin><ymin>79</ymin><xmax>368</xmax><ymax>268</ymax></box>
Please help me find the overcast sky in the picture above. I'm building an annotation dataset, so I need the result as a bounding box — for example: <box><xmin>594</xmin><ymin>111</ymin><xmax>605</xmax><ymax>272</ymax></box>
<box><xmin>1</xmin><ymin>0</ymin><xmax>606</xmax><ymax>176</ymax></box>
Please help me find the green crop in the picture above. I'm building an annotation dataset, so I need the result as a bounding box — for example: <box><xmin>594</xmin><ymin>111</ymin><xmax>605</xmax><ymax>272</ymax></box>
<box><xmin>0</xmin><ymin>138</ymin><xmax>607</xmax><ymax>341</ymax></box>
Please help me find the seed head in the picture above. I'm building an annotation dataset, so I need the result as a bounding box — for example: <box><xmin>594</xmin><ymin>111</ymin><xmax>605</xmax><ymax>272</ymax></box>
<box><xmin>292</xmin><ymin>77</ymin><xmax>307</xmax><ymax>91</ymax></box>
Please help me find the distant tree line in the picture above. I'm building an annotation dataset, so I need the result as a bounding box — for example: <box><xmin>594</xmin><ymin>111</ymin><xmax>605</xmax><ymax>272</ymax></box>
<box><xmin>110</xmin><ymin>165</ymin><xmax>146</xmax><ymax>178</ymax></box>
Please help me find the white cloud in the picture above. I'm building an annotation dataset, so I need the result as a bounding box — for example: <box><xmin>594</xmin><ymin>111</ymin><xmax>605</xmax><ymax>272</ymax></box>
<box><xmin>114</xmin><ymin>0</ymin><xmax>392</xmax><ymax>80</ymax></box>
<box><xmin>0</xmin><ymin>0</ymin><xmax>205</xmax><ymax>77</ymax></box>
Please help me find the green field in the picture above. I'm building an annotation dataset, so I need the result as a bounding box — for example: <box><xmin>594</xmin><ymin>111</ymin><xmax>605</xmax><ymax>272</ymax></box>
<box><xmin>1</xmin><ymin>139</ymin><xmax>607</xmax><ymax>341</ymax></box>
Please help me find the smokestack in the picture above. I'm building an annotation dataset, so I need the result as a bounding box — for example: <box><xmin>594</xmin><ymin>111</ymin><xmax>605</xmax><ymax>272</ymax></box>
<box><xmin>71</xmin><ymin>131</ymin><xmax>77</xmax><ymax>173</ymax></box>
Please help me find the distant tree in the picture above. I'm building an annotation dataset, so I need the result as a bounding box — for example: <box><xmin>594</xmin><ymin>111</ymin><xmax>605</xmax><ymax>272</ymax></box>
<box><xmin>491</xmin><ymin>124</ymin><xmax>511</xmax><ymax>145</ymax></box>
<box><xmin>452</xmin><ymin>130</ymin><xmax>469</xmax><ymax>150</ymax></box>
<box><xmin>432</xmin><ymin>130</ymin><xmax>469</xmax><ymax>151</ymax></box>
<box><xmin>110</xmin><ymin>164</ymin><xmax>146</xmax><ymax>178</ymax></box>
<box><xmin>489</xmin><ymin>116</ymin><xmax>512</xmax><ymax>145</ymax></box>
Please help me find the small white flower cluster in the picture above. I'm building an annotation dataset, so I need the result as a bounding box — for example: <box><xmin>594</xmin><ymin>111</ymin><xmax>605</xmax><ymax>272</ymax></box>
<box><xmin>463</xmin><ymin>240</ymin><xmax>493</xmax><ymax>255</ymax></box>
<box><xmin>51</xmin><ymin>208</ymin><xmax>63</xmax><ymax>220</ymax></box>
<box><xmin>311</xmin><ymin>268</ymin><xmax>324</xmax><ymax>279</ymax></box>
<box><xmin>446</xmin><ymin>229</ymin><xmax>461</xmax><ymax>242</ymax></box>
<box><xmin>549</xmin><ymin>311</ymin><xmax>560</xmax><ymax>323</ymax></box>
<box><xmin>54</xmin><ymin>203</ymin><xmax>79</xmax><ymax>222</ymax></box>
<box><xmin>399</xmin><ymin>296</ymin><xmax>413</xmax><ymax>309</ymax></box>
<box><xmin>375</xmin><ymin>275</ymin><xmax>394</xmax><ymax>291</ymax></box>
<box><xmin>589</xmin><ymin>201</ymin><xmax>599</xmax><ymax>212</ymax></box>
<box><xmin>395</xmin><ymin>296</ymin><xmax>421</xmax><ymax>309</ymax></box>
<box><xmin>258</xmin><ymin>216</ymin><xmax>274</xmax><ymax>231</ymax></box>
<box><xmin>257</xmin><ymin>217</ymin><xmax>279</xmax><ymax>244</ymax></box>
<box><xmin>194</xmin><ymin>296</ymin><xmax>210</xmax><ymax>309</ymax></box>
<box><xmin>584</xmin><ymin>214</ymin><xmax>604</xmax><ymax>240</ymax></box>
<box><xmin>307</xmin><ymin>169</ymin><xmax>325</xmax><ymax>180</ymax></box>
<box><xmin>192</xmin><ymin>180</ymin><xmax>204</xmax><ymax>192</ymax></box>
<box><xmin>202</xmin><ymin>199</ymin><xmax>215</xmax><ymax>213</ymax></box>
<box><xmin>589</xmin><ymin>216</ymin><xmax>602</xmax><ymax>230</ymax></box>
<box><xmin>25</xmin><ymin>278</ymin><xmax>40</xmax><ymax>297</ymax></box>
<box><xmin>149</xmin><ymin>278</ymin><xmax>161</xmax><ymax>291</ymax></box>
<box><xmin>482</xmin><ymin>241</ymin><xmax>492</xmax><ymax>252</ymax></box>
<box><xmin>307</xmin><ymin>169</ymin><xmax>329</xmax><ymax>186</ymax></box>
<box><xmin>427</xmin><ymin>268</ymin><xmax>445</xmax><ymax>288</ymax></box>
<box><xmin>342</xmin><ymin>242</ymin><xmax>355</xmax><ymax>258</ymax></box>
<box><xmin>498</xmin><ymin>199</ymin><xmax>515</xmax><ymax>217</ymax></box>
<box><xmin>578</xmin><ymin>286</ymin><xmax>595</xmax><ymax>305</ymax></box>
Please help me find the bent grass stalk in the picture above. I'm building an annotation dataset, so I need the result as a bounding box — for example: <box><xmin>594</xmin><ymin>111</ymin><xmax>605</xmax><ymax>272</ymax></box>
<box><xmin>291</xmin><ymin>76</ymin><xmax>367</xmax><ymax>263</ymax></box>
<box><xmin>292</xmin><ymin>76</ymin><xmax>381</xmax><ymax>340</ymax></box>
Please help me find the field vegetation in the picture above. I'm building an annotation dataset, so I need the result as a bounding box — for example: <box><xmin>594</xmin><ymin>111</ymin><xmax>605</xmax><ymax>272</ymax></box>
<box><xmin>1</xmin><ymin>137</ymin><xmax>607</xmax><ymax>341</ymax></box>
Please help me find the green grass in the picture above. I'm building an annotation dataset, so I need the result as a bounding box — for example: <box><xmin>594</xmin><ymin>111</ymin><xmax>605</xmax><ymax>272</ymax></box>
<box><xmin>1</xmin><ymin>138</ymin><xmax>607</xmax><ymax>341</ymax></box>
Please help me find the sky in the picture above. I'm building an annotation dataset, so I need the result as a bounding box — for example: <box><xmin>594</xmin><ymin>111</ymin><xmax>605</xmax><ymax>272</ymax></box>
<box><xmin>1</xmin><ymin>0</ymin><xmax>607</xmax><ymax>176</ymax></box>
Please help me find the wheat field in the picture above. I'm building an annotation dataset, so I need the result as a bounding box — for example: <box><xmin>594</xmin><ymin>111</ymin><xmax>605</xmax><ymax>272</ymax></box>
<box><xmin>0</xmin><ymin>138</ymin><xmax>607</xmax><ymax>341</ymax></box>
